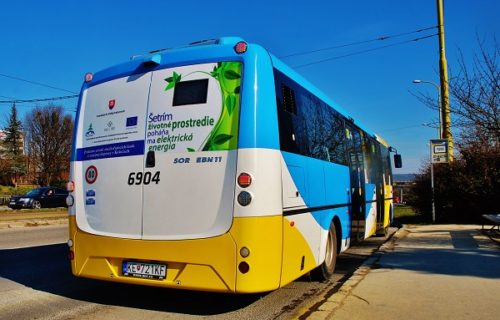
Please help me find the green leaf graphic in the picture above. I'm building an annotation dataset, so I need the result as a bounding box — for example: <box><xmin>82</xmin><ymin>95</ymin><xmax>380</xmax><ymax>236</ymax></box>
<box><xmin>225</xmin><ymin>95</ymin><xmax>236</xmax><ymax>115</ymax></box>
<box><xmin>165</xmin><ymin>81</ymin><xmax>176</xmax><ymax>91</ymax></box>
<box><xmin>224</xmin><ymin>70</ymin><xmax>241</xmax><ymax>80</ymax></box>
<box><xmin>164</xmin><ymin>72</ymin><xmax>182</xmax><ymax>91</ymax></box>
<box><xmin>173</xmin><ymin>72</ymin><xmax>181</xmax><ymax>85</ymax></box>
<box><xmin>187</xmin><ymin>148</ymin><xmax>196</xmax><ymax>152</ymax></box>
<box><xmin>210</xmin><ymin>65</ymin><xmax>220</xmax><ymax>78</ymax></box>
<box><xmin>234</xmin><ymin>86</ymin><xmax>240</xmax><ymax>94</ymax></box>
<box><xmin>213</xmin><ymin>134</ymin><xmax>233</xmax><ymax>145</ymax></box>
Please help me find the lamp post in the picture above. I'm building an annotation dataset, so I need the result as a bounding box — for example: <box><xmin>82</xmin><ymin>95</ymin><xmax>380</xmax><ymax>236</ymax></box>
<box><xmin>413</xmin><ymin>79</ymin><xmax>442</xmax><ymax>139</ymax></box>
<box><xmin>413</xmin><ymin>79</ymin><xmax>443</xmax><ymax>223</ymax></box>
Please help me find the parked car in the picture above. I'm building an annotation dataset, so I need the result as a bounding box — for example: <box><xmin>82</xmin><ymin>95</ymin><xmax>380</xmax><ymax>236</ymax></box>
<box><xmin>8</xmin><ymin>187</ymin><xmax>68</xmax><ymax>209</ymax></box>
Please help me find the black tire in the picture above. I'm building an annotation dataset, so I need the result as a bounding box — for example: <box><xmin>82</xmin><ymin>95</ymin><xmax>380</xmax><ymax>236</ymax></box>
<box><xmin>32</xmin><ymin>200</ymin><xmax>41</xmax><ymax>209</ymax></box>
<box><xmin>311</xmin><ymin>222</ymin><xmax>338</xmax><ymax>281</ymax></box>
<box><xmin>375</xmin><ymin>226</ymin><xmax>389</xmax><ymax>238</ymax></box>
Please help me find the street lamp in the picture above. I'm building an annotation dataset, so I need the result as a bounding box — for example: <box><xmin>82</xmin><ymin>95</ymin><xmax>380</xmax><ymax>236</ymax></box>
<box><xmin>413</xmin><ymin>79</ymin><xmax>442</xmax><ymax>139</ymax></box>
<box><xmin>413</xmin><ymin>79</ymin><xmax>443</xmax><ymax>223</ymax></box>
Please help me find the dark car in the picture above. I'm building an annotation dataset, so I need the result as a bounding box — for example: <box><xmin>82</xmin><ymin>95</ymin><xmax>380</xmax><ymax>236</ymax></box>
<box><xmin>8</xmin><ymin>187</ymin><xmax>68</xmax><ymax>209</ymax></box>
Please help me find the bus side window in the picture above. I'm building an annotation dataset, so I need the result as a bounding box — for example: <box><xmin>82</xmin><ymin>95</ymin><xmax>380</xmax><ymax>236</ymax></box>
<box><xmin>282</xmin><ymin>85</ymin><xmax>297</xmax><ymax>115</ymax></box>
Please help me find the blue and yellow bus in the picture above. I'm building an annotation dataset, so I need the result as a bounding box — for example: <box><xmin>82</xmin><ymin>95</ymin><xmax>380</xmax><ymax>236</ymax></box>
<box><xmin>66</xmin><ymin>37</ymin><xmax>401</xmax><ymax>293</ymax></box>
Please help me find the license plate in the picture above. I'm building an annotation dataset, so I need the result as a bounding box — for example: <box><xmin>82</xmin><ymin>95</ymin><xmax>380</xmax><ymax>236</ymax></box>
<box><xmin>122</xmin><ymin>261</ymin><xmax>166</xmax><ymax>280</ymax></box>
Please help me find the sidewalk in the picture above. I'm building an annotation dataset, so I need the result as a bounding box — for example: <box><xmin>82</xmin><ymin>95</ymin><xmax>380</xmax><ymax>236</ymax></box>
<box><xmin>304</xmin><ymin>224</ymin><xmax>500</xmax><ymax>319</ymax></box>
<box><xmin>0</xmin><ymin>207</ymin><xmax>67</xmax><ymax>229</ymax></box>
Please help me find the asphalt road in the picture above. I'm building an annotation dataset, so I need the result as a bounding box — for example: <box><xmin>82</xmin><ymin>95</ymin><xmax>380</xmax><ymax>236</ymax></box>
<box><xmin>0</xmin><ymin>225</ymin><xmax>394</xmax><ymax>320</ymax></box>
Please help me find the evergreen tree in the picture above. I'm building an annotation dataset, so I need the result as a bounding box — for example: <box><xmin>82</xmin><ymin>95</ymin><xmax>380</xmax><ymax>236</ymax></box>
<box><xmin>0</xmin><ymin>104</ymin><xmax>26</xmax><ymax>186</ymax></box>
<box><xmin>3</xmin><ymin>104</ymin><xmax>23</xmax><ymax>156</ymax></box>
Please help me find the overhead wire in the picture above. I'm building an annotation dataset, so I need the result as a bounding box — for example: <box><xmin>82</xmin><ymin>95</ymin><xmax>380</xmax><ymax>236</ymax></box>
<box><xmin>0</xmin><ymin>73</ymin><xmax>78</xmax><ymax>94</ymax></box>
<box><xmin>378</xmin><ymin>122</ymin><xmax>441</xmax><ymax>133</ymax></box>
<box><xmin>0</xmin><ymin>95</ymin><xmax>79</xmax><ymax>112</ymax></box>
<box><xmin>279</xmin><ymin>26</ymin><xmax>438</xmax><ymax>59</ymax></box>
<box><xmin>0</xmin><ymin>94</ymin><xmax>78</xmax><ymax>104</ymax></box>
<box><xmin>0</xmin><ymin>25</ymin><xmax>438</xmax><ymax>113</ymax></box>
<box><xmin>292</xmin><ymin>33</ymin><xmax>438</xmax><ymax>69</ymax></box>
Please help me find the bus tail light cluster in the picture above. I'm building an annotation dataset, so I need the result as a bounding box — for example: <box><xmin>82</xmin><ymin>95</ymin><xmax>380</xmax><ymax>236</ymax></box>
<box><xmin>66</xmin><ymin>181</ymin><xmax>75</xmax><ymax>207</ymax></box>
<box><xmin>238</xmin><ymin>261</ymin><xmax>250</xmax><ymax>274</ymax></box>
<box><xmin>238</xmin><ymin>247</ymin><xmax>251</xmax><ymax>274</ymax></box>
<box><xmin>237</xmin><ymin>173</ymin><xmax>253</xmax><ymax>206</ymax></box>
<box><xmin>237</xmin><ymin>173</ymin><xmax>252</xmax><ymax>188</ymax></box>
<box><xmin>240</xmin><ymin>246</ymin><xmax>250</xmax><ymax>258</ymax></box>
<box><xmin>237</xmin><ymin>191</ymin><xmax>252</xmax><ymax>206</ymax></box>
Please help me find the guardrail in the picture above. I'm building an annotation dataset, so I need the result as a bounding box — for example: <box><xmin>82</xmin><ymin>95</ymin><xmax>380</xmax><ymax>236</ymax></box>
<box><xmin>0</xmin><ymin>196</ymin><xmax>11</xmax><ymax>206</ymax></box>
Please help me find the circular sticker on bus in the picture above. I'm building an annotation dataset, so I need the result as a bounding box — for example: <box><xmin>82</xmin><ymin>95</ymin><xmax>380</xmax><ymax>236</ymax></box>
<box><xmin>85</xmin><ymin>166</ymin><xmax>98</xmax><ymax>184</ymax></box>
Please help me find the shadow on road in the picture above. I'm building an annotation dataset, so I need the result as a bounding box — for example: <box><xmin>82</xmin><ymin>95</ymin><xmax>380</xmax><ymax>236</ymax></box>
<box><xmin>0</xmin><ymin>244</ymin><xmax>263</xmax><ymax>315</ymax></box>
<box><xmin>380</xmin><ymin>247</ymin><xmax>500</xmax><ymax>278</ymax></box>
<box><xmin>379</xmin><ymin>228</ymin><xmax>500</xmax><ymax>279</ymax></box>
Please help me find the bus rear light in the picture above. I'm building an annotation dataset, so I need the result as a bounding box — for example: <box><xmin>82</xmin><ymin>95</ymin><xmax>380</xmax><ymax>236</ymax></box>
<box><xmin>68</xmin><ymin>250</ymin><xmax>75</xmax><ymax>260</ymax></box>
<box><xmin>238</xmin><ymin>261</ymin><xmax>250</xmax><ymax>274</ymax></box>
<box><xmin>240</xmin><ymin>247</ymin><xmax>250</xmax><ymax>258</ymax></box>
<box><xmin>67</xmin><ymin>239</ymin><xmax>74</xmax><ymax>248</ymax></box>
<box><xmin>234</xmin><ymin>41</ymin><xmax>248</xmax><ymax>54</ymax></box>
<box><xmin>66</xmin><ymin>195</ymin><xmax>74</xmax><ymax>207</ymax></box>
<box><xmin>66</xmin><ymin>181</ymin><xmax>75</xmax><ymax>192</ymax></box>
<box><xmin>84</xmin><ymin>72</ymin><xmax>93</xmax><ymax>82</ymax></box>
<box><xmin>237</xmin><ymin>173</ymin><xmax>252</xmax><ymax>188</ymax></box>
<box><xmin>237</xmin><ymin>191</ymin><xmax>252</xmax><ymax>206</ymax></box>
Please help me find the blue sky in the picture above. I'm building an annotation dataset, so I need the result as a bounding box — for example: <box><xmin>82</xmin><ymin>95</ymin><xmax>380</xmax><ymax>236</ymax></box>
<box><xmin>0</xmin><ymin>0</ymin><xmax>498</xmax><ymax>173</ymax></box>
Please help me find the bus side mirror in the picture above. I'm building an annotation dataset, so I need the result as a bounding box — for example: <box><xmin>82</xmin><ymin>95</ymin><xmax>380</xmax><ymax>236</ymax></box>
<box><xmin>394</xmin><ymin>154</ymin><xmax>402</xmax><ymax>168</ymax></box>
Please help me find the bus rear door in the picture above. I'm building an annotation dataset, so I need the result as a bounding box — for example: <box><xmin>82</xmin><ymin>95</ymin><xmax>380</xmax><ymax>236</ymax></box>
<box><xmin>76</xmin><ymin>73</ymin><xmax>151</xmax><ymax>238</ymax></box>
<box><xmin>141</xmin><ymin>62</ymin><xmax>240</xmax><ymax>240</ymax></box>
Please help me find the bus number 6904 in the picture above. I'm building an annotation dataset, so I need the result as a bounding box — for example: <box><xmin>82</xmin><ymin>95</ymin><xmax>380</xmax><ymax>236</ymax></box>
<box><xmin>127</xmin><ymin>171</ymin><xmax>160</xmax><ymax>185</ymax></box>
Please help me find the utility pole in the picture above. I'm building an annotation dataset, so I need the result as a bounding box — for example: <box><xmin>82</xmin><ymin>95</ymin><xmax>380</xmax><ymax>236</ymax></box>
<box><xmin>437</xmin><ymin>0</ymin><xmax>453</xmax><ymax>161</ymax></box>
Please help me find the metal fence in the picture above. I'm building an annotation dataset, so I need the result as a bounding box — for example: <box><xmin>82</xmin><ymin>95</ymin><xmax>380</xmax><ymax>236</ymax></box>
<box><xmin>0</xmin><ymin>196</ymin><xmax>11</xmax><ymax>206</ymax></box>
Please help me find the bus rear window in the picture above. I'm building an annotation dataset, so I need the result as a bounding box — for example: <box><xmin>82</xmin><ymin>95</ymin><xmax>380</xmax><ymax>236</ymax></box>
<box><xmin>173</xmin><ymin>79</ymin><xmax>209</xmax><ymax>106</ymax></box>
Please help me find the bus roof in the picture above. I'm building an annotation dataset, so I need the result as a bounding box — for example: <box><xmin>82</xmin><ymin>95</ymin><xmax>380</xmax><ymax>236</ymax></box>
<box><xmin>83</xmin><ymin>37</ymin><xmax>387</xmax><ymax>145</ymax></box>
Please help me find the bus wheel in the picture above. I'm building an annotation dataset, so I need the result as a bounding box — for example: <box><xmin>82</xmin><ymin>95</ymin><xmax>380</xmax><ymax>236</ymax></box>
<box><xmin>311</xmin><ymin>222</ymin><xmax>338</xmax><ymax>281</ymax></box>
<box><xmin>376</xmin><ymin>226</ymin><xmax>389</xmax><ymax>238</ymax></box>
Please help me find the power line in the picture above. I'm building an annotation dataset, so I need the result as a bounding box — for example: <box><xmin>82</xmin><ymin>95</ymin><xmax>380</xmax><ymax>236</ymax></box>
<box><xmin>0</xmin><ymin>73</ymin><xmax>78</xmax><ymax>94</ymax></box>
<box><xmin>0</xmin><ymin>94</ymin><xmax>17</xmax><ymax>99</ymax></box>
<box><xmin>0</xmin><ymin>94</ymin><xmax>78</xmax><ymax>104</ymax></box>
<box><xmin>292</xmin><ymin>33</ymin><xmax>438</xmax><ymax>69</ymax></box>
<box><xmin>280</xmin><ymin>26</ymin><xmax>437</xmax><ymax>59</ymax></box>
<box><xmin>379</xmin><ymin>122</ymin><xmax>440</xmax><ymax>133</ymax></box>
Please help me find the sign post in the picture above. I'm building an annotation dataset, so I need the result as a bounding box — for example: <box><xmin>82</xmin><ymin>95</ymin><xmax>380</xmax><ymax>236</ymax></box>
<box><xmin>430</xmin><ymin>139</ymin><xmax>449</xmax><ymax>222</ymax></box>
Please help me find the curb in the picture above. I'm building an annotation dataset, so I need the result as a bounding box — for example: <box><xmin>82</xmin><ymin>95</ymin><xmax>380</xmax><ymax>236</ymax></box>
<box><xmin>0</xmin><ymin>218</ymin><xmax>68</xmax><ymax>229</ymax></box>
<box><xmin>294</xmin><ymin>227</ymin><xmax>409</xmax><ymax>320</ymax></box>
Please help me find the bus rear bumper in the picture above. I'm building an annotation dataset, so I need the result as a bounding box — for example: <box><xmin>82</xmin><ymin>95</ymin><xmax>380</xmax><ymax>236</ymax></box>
<box><xmin>68</xmin><ymin>217</ymin><xmax>237</xmax><ymax>293</ymax></box>
<box><xmin>68</xmin><ymin>215</ymin><xmax>284</xmax><ymax>293</ymax></box>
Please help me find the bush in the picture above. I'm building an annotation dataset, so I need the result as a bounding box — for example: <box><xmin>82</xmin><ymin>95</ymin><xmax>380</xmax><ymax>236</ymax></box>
<box><xmin>0</xmin><ymin>185</ymin><xmax>38</xmax><ymax>196</ymax></box>
<box><xmin>408</xmin><ymin>146</ymin><xmax>500</xmax><ymax>223</ymax></box>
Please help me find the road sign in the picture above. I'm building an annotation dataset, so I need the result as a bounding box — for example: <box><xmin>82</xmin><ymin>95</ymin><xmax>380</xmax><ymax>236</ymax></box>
<box><xmin>430</xmin><ymin>139</ymin><xmax>448</xmax><ymax>164</ymax></box>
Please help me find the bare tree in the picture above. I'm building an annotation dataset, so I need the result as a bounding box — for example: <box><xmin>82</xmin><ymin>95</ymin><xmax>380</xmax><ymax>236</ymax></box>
<box><xmin>409</xmin><ymin>36</ymin><xmax>500</xmax><ymax>222</ymax></box>
<box><xmin>451</xmin><ymin>37</ymin><xmax>499</xmax><ymax>149</ymax></box>
<box><xmin>25</xmin><ymin>105</ymin><xmax>73</xmax><ymax>186</ymax></box>
<box><xmin>415</xmin><ymin>36</ymin><xmax>499</xmax><ymax>151</ymax></box>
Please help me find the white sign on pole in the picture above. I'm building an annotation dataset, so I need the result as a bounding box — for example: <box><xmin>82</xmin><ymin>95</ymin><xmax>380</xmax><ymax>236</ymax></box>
<box><xmin>431</xmin><ymin>139</ymin><xmax>448</xmax><ymax>163</ymax></box>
